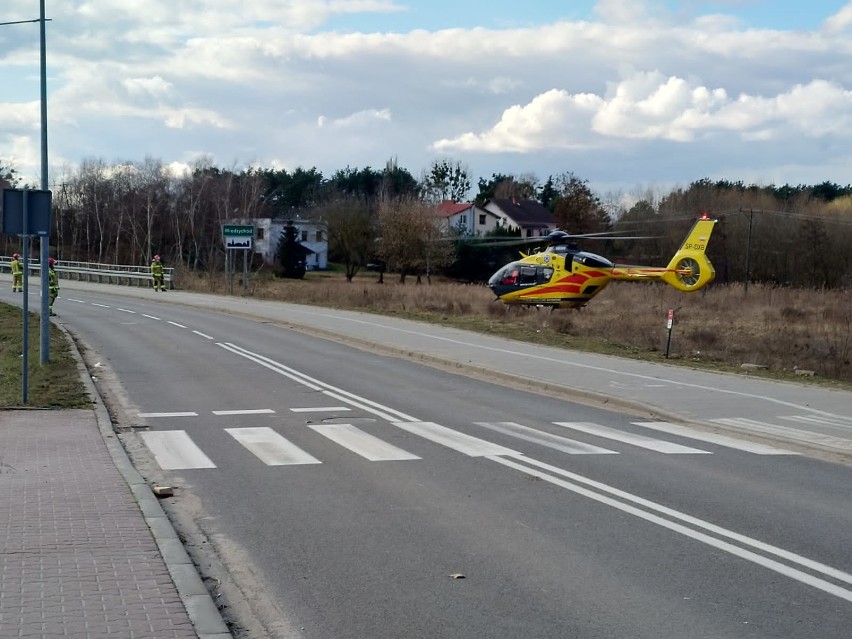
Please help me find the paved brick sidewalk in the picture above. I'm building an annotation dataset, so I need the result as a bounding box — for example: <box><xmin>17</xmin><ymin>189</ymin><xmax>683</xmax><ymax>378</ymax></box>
<box><xmin>0</xmin><ymin>410</ymin><xmax>211</xmax><ymax>639</ymax></box>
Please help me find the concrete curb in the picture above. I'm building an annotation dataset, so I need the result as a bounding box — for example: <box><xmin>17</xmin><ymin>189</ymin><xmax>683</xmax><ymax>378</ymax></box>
<box><xmin>59</xmin><ymin>320</ymin><xmax>232</xmax><ymax>639</ymax></box>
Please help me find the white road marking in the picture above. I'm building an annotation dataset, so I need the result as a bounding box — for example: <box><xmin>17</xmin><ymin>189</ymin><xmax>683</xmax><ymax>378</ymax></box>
<box><xmin>92</xmin><ymin>303</ymin><xmax>110</xmax><ymax>308</ymax></box>
<box><xmin>225</xmin><ymin>427</ymin><xmax>321</xmax><ymax>465</ymax></box>
<box><xmin>710</xmin><ymin>418</ymin><xmax>852</xmax><ymax>451</ymax></box>
<box><xmin>143</xmin><ymin>314</ymin><xmax>161</xmax><ymax>320</ymax></box>
<box><xmin>555</xmin><ymin>422</ymin><xmax>711</xmax><ymax>454</ymax></box>
<box><xmin>140</xmin><ymin>430</ymin><xmax>216</xmax><ymax>469</ymax></box>
<box><xmin>211</xmin><ymin>409</ymin><xmax>275</xmax><ymax>416</ymax></box>
<box><xmin>632</xmin><ymin>421</ymin><xmax>798</xmax><ymax>455</ymax></box>
<box><xmin>392</xmin><ymin>421</ymin><xmax>518</xmax><ymax>457</ymax></box>
<box><xmin>474</xmin><ymin>421</ymin><xmax>617</xmax><ymax>455</ymax></box>
<box><xmin>290</xmin><ymin>406</ymin><xmax>351</xmax><ymax>413</ymax></box>
<box><xmin>781</xmin><ymin>414</ymin><xmax>852</xmax><ymax>426</ymax></box>
<box><xmin>116</xmin><ymin>307</ymin><xmax>136</xmax><ymax>313</ymax></box>
<box><xmin>217</xmin><ymin>343</ymin><xmax>417</xmax><ymax>423</ymax></box>
<box><xmin>778</xmin><ymin>414</ymin><xmax>852</xmax><ymax>439</ymax></box>
<box><xmin>309</xmin><ymin>424</ymin><xmax>420</xmax><ymax>461</ymax></box>
<box><xmin>192</xmin><ymin>330</ymin><xmax>214</xmax><ymax>339</ymax></box>
<box><xmin>138</xmin><ymin>412</ymin><xmax>199</xmax><ymax>418</ymax></box>
<box><xmin>168</xmin><ymin>320</ymin><xmax>187</xmax><ymax>328</ymax></box>
<box><xmin>66</xmin><ymin>298</ymin><xmax>86</xmax><ymax>303</ymax></box>
<box><xmin>490</xmin><ymin>454</ymin><xmax>852</xmax><ymax>603</ymax></box>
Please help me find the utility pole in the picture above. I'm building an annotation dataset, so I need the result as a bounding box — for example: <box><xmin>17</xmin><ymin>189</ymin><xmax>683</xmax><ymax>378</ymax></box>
<box><xmin>738</xmin><ymin>207</ymin><xmax>755</xmax><ymax>294</ymax></box>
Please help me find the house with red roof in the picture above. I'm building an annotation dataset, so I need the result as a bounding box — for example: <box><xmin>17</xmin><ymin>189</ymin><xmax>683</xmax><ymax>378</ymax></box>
<box><xmin>435</xmin><ymin>201</ymin><xmax>501</xmax><ymax>236</ymax></box>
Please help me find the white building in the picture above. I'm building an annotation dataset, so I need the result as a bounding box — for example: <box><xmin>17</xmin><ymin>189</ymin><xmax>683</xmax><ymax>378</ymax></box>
<box><xmin>226</xmin><ymin>217</ymin><xmax>328</xmax><ymax>270</ymax></box>
<box><xmin>435</xmin><ymin>201</ymin><xmax>501</xmax><ymax>236</ymax></box>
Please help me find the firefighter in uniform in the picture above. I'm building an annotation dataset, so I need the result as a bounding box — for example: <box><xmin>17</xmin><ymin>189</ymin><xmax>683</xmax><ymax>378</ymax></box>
<box><xmin>48</xmin><ymin>257</ymin><xmax>59</xmax><ymax>316</ymax></box>
<box><xmin>11</xmin><ymin>253</ymin><xmax>23</xmax><ymax>292</ymax></box>
<box><xmin>151</xmin><ymin>254</ymin><xmax>166</xmax><ymax>291</ymax></box>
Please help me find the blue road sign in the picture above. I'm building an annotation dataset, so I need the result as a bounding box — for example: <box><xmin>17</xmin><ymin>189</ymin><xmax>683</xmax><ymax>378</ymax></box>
<box><xmin>2</xmin><ymin>188</ymin><xmax>52</xmax><ymax>236</ymax></box>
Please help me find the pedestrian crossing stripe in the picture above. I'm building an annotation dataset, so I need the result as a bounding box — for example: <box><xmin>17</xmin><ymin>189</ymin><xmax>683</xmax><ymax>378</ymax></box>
<box><xmin>554</xmin><ymin>422</ymin><xmax>711</xmax><ymax>454</ymax></box>
<box><xmin>139</xmin><ymin>430</ymin><xmax>216</xmax><ymax>469</ymax></box>
<box><xmin>709</xmin><ymin>417</ymin><xmax>852</xmax><ymax>452</ymax></box>
<box><xmin>308</xmin><ymin>424</ymin><xmax>420</xmax><ymax>461</ymax></box>
<box><xmin>392</xmin><ymin>421</ymin><xmax>519</xmax><ymax>457</ymax></box>
<box><xmin>473</xmin><ymin>422</ymin><xmax>618</xmax><ymax>455</ymax></box>
<box><xmin>225</xmin><ymin>427</ymin><xmax>321</xmax><ymax>465</ymax></box>
<box><xmin>631</xmin><ymin>421</ymin><xmax>798</xmax><ymax>455</ymax></box>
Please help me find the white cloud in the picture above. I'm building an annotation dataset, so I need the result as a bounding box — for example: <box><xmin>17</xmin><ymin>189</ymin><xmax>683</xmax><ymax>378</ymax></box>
<box><xmin>434</xmin><ymin>90</ymin><xmax>604</xmax><ymax>152</ymax></box>
<box><xmin>122</xmin><ymin>76</ymin><xmax>173</xmax><ymax>97</ymax></box>
<box><xmin>0</xmin><ymin>101</ymin><xmax>40</xmax><ymax>128</ymax></box>
<box><xmin>165</xmin><ymin>160</ymin><xmax>193</xmax><ymax>176</ymax></box>
<box><xmin>2</xmin><ymin>135</ymin><xmax>40</xmax><ymax>178</ymax></box>
<box><xmin>433</xmin><ymin>74</ymin><xmax>852</xmax><ymax>153</ymax></box>
<box><xmin>317</xmin><ymin>108</ymin><xmax>392</xmax><ymax>129</ymax></box>
<box><xmin>822</xmin><ymin>2</ymin><xmax>852</xmax><ymax>33</ymax></box>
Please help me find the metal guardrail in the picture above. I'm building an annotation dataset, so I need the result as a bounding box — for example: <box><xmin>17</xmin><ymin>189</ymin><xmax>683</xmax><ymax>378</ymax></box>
<box><xmin>0</xmin><ymin>256</ymin><xmax>175</xmax><ymax>289</ymax></box>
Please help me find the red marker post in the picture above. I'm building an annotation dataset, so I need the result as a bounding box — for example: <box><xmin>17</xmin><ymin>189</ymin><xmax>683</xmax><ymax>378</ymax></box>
<box><xmin>665</xmin><ymin>309</ymin><xmax>674</xmax><ymax>358</ymax></box>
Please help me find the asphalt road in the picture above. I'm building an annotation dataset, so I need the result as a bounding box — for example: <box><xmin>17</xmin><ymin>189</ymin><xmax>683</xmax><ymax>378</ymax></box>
<box><xmin>3</xmin><ymin>278</ymin><xmax>852</xmax><ymax>638</ymax></box>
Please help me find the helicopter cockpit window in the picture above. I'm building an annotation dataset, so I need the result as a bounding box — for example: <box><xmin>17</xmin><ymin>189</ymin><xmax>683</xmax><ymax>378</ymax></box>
<box><xmin>491</xmin><ymin>263</ymin><xmax>554</xmax><ymax>288</ymax></box>
<box><xmin>497</xmin><ymin>264</ymin><xmax>520</xmax><ymax>285</ymax></box>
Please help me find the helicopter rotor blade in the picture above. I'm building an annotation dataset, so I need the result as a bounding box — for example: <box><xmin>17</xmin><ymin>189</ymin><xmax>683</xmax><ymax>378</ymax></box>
<box><xmin>460</xmin><ymin>234</ymin><xmax>660</xmax><ymax>247</ymax></box>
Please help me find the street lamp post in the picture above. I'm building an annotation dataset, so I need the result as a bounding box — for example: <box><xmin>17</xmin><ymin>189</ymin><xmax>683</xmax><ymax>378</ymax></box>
<box><xmin>1</xmin><ymin>3</ymin><xmax>51</xmax><ymax>364</ymax></box>
<box><xmin>38</xmin><ymin>0</ymin><xmax>50</xmax><ymax>364</ymax></box>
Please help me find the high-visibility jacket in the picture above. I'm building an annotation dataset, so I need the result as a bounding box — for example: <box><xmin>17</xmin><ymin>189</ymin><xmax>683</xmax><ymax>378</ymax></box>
<box><xmin>151</xmin><ymin>261</ymin><xmax>164</xmax><ymax>277</ymax></box>
<box><xmin>49</xmin><ymin>267</ymin><xmax>58</xmax><ymax>290</ymax></box>
<box><xmin>11</xmin><ymin>258</ymin><xmax>23</xmax><ymax>276</ymax></box>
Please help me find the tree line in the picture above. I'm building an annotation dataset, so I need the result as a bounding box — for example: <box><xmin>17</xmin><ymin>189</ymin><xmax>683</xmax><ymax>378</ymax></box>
<box><xmin>1</xmin><ymin>158</ymin><xmax>850</xmax><ymax>288</ymax></box>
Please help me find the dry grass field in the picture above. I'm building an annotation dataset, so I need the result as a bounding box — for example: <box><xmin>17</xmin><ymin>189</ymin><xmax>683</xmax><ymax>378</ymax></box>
<box><xmin>179</xmin><ymin>268</ymin><xmax>852</xmax><ymax>386</ymax></box>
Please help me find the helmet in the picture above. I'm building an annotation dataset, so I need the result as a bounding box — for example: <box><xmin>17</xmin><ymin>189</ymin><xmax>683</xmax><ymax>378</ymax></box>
<box><xmin>48</xmin><ymin>257</ymin><xmax>55</xmax><ymax>266</ymax></box>
<box><xmin>153</xmin><ymin>255</ymin><xmax>160</xmax><ymax>261</ymax></box>
<box><xmin>13</xmin><ymin>253</ymin><xmax>19</xmax><ymax>259</ymax></box>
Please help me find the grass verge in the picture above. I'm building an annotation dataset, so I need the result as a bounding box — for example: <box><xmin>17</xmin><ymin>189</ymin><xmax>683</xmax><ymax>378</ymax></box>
<box><xmin>0</xmin><ymin>303</ymin><xmax>90</xmax><ymax>409</ymax></box>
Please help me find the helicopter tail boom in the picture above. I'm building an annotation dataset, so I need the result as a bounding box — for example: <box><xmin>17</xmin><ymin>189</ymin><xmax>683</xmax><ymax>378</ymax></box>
<box><xmin>610</xmin><ymin>216</ymin><xmax>717</xmax><ymax>292</ymax></box>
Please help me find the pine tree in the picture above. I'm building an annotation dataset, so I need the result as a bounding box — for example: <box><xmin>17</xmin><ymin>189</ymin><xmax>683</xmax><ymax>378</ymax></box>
<box><xmin>275</xmin><ymin>220</ymin><xmax>308</xmax><ymax>279</ymax></box>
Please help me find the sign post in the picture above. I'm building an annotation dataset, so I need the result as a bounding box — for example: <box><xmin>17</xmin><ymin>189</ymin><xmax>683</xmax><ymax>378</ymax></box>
<box><xmin>3</xmin><ymin>187</ymin><xmax>53</xmax><ymax>403</ymax></box>
<box><xmin>222</xmin><ymin>225</ymin><xmax>254</xmax><ymax>296</ymax></box>
<box><xmin>665</xmin><ymin>309</ymin><xmax>675</xmax><ymax>359</ymax></box>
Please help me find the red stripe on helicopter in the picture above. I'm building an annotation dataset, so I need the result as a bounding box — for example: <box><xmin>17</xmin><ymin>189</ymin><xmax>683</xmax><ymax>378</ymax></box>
<box><xmin>519</xmin><ymin>284</ymin><xmax>583</xmax><ymax>297</ymax></box>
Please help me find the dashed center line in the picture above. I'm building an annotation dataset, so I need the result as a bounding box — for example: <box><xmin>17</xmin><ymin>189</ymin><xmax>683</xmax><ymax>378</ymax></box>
<box><xmin>193</xmin><ymin>330</ymin><xmax>214</xmax><ymax>340</ymax></box>
<box><xmin>290</xmin><ymin>406</ymin><xmax>352</xmax><ymax>413</ymax></box>
<box><xmin>138</xmin><ymin>412</ymin><xmax>199</xmax><ymax>418</ymax></box>
<box><xmin>168</xmin><ymin>321</ymin><xmax>187</xmax><ymax>328</ymax></box>
<box><xmin>143</xmin><ymin>314</ymin><xmax>161</xmax><ymax>320</ymax></box>
<box><xmin>92</xmin><ymin>303</ymin><xmax>110</xmax><ymax>308</ymax></box>
<box><xmin>116</xmin><ymin>308</ymin><xmax>136</xmax><ymax>314</ymax></box>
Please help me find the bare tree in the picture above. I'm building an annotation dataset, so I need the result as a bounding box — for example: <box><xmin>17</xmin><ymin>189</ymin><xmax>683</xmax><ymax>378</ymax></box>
<box><xmin>320</xmin><ymin>194</ymin><xmax>375</xmax><ymax>282</ymax></box>
<box><xmin>376</xmin><ymin>195</ymin><xmax>455</xmax><ymax>283</ymax></box>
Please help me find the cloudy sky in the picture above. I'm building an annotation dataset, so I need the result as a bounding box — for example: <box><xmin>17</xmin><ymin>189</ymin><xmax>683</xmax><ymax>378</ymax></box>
<box><xmin>2</xmin><ymin>0</ymin><xmax>852</xmax><ymax>198</ymax></box>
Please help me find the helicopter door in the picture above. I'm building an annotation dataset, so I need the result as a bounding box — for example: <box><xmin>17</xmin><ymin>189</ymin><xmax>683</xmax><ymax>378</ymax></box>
<box><xmin>518</xmin><ymin>265</ymin><xmax>553</xmax><ymax>286</ymax></box>
<box><xmin>538</xmin><ymin>266</ymin><xmax>554</xmax><ymax>283</ymax></box>
<box><xmin>518</xmin><ymin>266</ymin><xmax>538</xmax><ymax>286</ymax></box>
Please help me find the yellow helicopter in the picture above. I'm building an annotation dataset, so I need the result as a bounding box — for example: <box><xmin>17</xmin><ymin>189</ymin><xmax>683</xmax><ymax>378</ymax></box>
<box><xmin>486</xmin><ymin>214</ymin><xmax>717</xmax><ymax>308</ymax></box>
